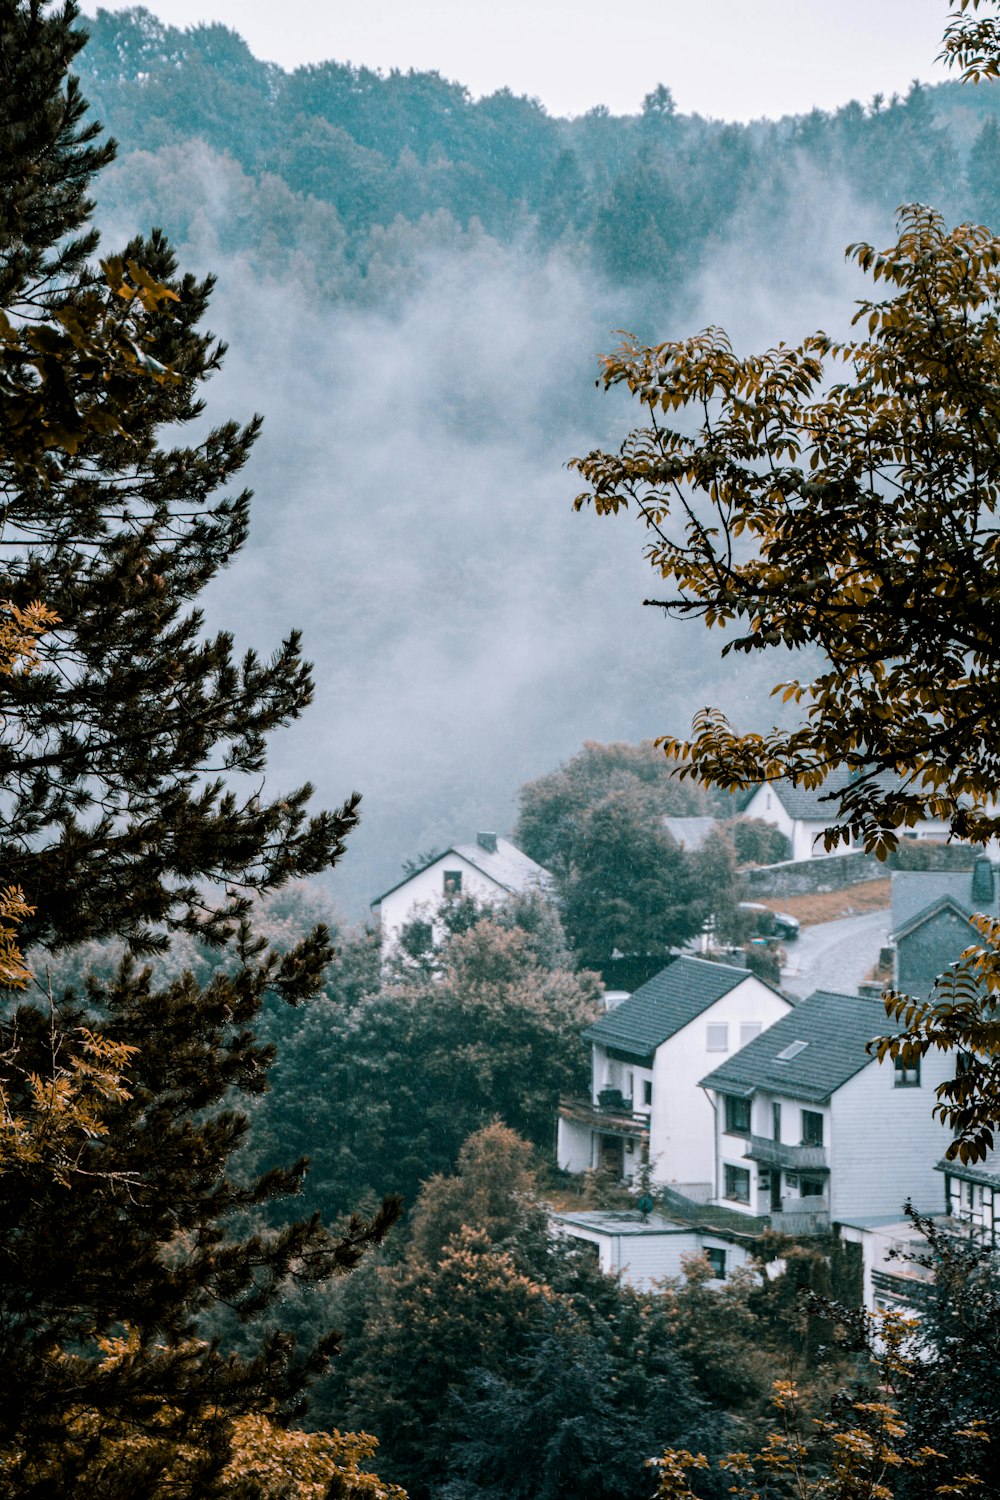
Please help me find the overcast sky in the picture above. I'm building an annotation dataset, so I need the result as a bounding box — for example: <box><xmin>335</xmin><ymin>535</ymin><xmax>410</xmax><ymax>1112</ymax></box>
<box><xmin>86</xmin><ymin>0</ymin><xmax>952</xmax><ymax>121</ymax></box>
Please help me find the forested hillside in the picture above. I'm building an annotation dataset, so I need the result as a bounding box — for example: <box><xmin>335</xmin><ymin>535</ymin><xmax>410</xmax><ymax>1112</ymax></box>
<box><xmin>73</xmin><ymin>7</ymin><xmax>1000</xmax><ymax>915</ymax></box>
<box><xmin>78</xmin><ymin>7</ymin><xmax>1000</xmax><ymax>300</ymax></box>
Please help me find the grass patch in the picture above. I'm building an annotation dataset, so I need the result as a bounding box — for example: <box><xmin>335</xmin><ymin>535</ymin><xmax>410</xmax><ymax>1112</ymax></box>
<box><xmin>755</xmin><ymin>878</ymin><xmax>891</xmax><ymax>928</ymax></box>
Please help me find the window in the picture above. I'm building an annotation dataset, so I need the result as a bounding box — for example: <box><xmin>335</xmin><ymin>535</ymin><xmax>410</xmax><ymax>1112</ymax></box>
<box><xmin>772</xmin><ymin>1102</ymin><xmax>782</xmax><ymax>1141</ymax></box>
<box><xmin>724</xmin><ymin>1096</ymin><xmax>751</xmax><ymax>1135</ymax></box>
<box><xmin>801</xmin><ymin>1110</ymin><xmax>824</xmax><ymax>1147</ymax></box>
<box><xmin>740</xmin><ymin>1022</ymin><xmax>762</xmax><ymax>1046</ymax></box>
<box><xmin>724</xmin><ymin>1164</ymin><xmax>751</xmax><ymax>1203</ymax></box>
<box><xmin>443</xmin><ymin>869</ymin><xmax>462</xmax><ymax>895</ymax></box>
<box><xmin>776</xmin><ymin>1039</ymin><xmax>809</xmax><ymax>1062</ymax></box>
<box><xmin>705</xmin><ymin>1247</ymin><xmax>727</xmax><ymax>1280</ymax></box>
<box><xmin>894</xmin><ymin>1055</ymin><xmax>920</xmax><ymax>1087</ymax></box>
<box><xmin>706</xmin><ymin>1023</ymin><xmax>729</xmax><ymax>1052</ymax></box>
<box><xmin>643</xmin><ymin>1079</ymin><xmax>653</xmax><ymax>1106</ymax></box>
<box><xmin>800</xmin><ymin>1176</ymin><xmax>825</xmax><ymax>1198</ymax></box>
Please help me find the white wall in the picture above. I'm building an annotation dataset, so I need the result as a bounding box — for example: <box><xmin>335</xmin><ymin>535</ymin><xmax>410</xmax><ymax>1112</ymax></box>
<box><xmin>553</xmin><ymin>1220</ymin><xmax>755</xmax><ymax>1291</ymax></box>
<box><xmin>743</xmin><ymin>785</ymin><xmax>796</xmax><ymax>847</ymax></box>
<box><xmin>648</xmin><ymin>973</ymin><xmax>790</xmax><ymax>1189</ymax></box>
<box><xmin>377</xmin><ymin>851</ymin><xmax>506</xmax><ymax>950</ymax></box>
<box><xmin>830</xmin><ymin>1051</ymin><xmax>954</xmax><ymax>1222</ymax></box>
<box><xmin>557</xmin><ymin>1115</ymin><xmax>595</xmax><ymax>1174</ymax></box>
<box><xmin>742</xmin><ymin>787</ymin><xmax>852</xmax><ymax>860</ymax></box>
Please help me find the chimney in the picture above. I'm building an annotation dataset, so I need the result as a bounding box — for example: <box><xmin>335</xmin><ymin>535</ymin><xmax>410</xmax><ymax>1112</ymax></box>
<box><xmin>477</xmin><ymin>831</ymin><xmax>498</xmax><ymax>854</ymax></box>
<box><xmin>971</xmin><ymin>855</ymin><xmax>995</xmax><ymax>907</ymax></box>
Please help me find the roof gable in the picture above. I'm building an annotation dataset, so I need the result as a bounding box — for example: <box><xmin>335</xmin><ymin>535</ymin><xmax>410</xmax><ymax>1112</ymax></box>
<box><xmin>700</xmin><ymin>988</ymin><xmax>886</xmax><ymax>1104</ymax></box>
<box><xmin>372</xmin><ymin>836</ymin><xmax>550</xmax><ymax>906</ymax></box>
<box><xmin>583</xmin><ymin>956</ymin><xmax>782</xmax><ymax>1061</ymax></box>
<box><xmin>893</xmin><ymin>891</ymin><xmax>977</xmax><ymax>944</ymax></box>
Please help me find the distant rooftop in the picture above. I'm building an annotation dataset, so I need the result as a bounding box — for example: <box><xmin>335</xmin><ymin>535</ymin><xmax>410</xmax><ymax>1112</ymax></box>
<box><xmin>764</xmin><ymin>767</ymin><xmax>912</xmax><ymax>823</ymax></box>
<box><xmin>550</xmin><ymin>1209</ymin><xmax>689</xmax><ymax>1238</ymax></box>
<box><xmin>936</xmin><ymin>1146</ymin><xmax>1000</xmax><ymax>1188</ymax></box>
<box><xmin>891</xmin><ymin>862</ymin><xmax>998</xmax><ymax>935</ymax></box>
<box><xmin>663</xmin><ymin>816</ymin><xmax>716</xmax><ymax>851</ymax></box>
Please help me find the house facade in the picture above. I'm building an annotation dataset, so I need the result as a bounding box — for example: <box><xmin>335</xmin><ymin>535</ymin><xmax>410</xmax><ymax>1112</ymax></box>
<box><xmin>550</xmin><ymin>1208</ymin><xmax>756</xmax><ymax>1291</ymax></box>
<box><xmin>700</xmin><ymin>989</ymin><xmax>954</xmax><ymax>1235</ymax></box>
<box><xmin>372</xmin><ymin>832</ymin><xmax>551</xmax><ymax>953</ymax></box>
<box><xmin>891</xmin><ymin>859</ymin><xmax>998</xmax><ymax>999</ymax></box>
<box><xmin>937</xmin><ymin>1146</ymin><xmax>1000</xmax><ymax>1242</ymax></box>
<box><xmin>557</xmin><ymin>956</ymin><xmax>791</xmax><ymax>1195</ymax></box>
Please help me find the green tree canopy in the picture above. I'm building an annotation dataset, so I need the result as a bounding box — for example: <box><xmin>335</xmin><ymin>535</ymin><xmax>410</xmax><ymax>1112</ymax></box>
<box><xmin>246</xmin><ymin>897</ymin><xmax>601</xmax><ymax>1220</ymax></box>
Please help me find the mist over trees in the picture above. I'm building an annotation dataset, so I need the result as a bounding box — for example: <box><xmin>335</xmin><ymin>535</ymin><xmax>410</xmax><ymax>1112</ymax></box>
<box><xmin>73</xmin><ymin>7</ymin><xmax>1000</xmax><ymax>302</ymax></box>
<box><xmin>57</xmin><ymin>7</ymin><xmax>1000</xmax><ymax>917</ymax></box>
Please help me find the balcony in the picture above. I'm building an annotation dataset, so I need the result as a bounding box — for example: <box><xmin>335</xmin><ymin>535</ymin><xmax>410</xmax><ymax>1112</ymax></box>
<box><xmin>744</xmin><ymin>1135</ymin><xmax>829</xmax><ymax>1172</ymax></box>
<box><xmin>769</xmin><ymin>1202</ymin><xmax>830</xmax><ymax>1236</ymax></box>
<box><xmin>558</xmin><ymin>1095</ymin><xmax>650</xmax><ymax>1140</ymax></box>
<box><xmin>871</xmin><ymin>1266</ymin><xmax>932</xmax><ymax>1309</ymax></box>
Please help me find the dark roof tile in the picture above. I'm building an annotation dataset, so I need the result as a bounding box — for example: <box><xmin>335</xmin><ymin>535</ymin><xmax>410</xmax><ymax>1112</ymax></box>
<box><xmin>700</xmin><ymin>988</ymin><xmax>887</xmax><ymax>1104</ymax></box>
<box><xmin>583</xmin><ymin>956</ymin><xmax>778</xmax><ymax>1060</ymax></box>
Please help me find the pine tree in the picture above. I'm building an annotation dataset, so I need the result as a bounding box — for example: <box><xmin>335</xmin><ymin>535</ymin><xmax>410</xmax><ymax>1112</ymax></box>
<box><xmin>0</xmin><ymin>3</ymin><xmax>397</xmax><ymax>1492</ymax></box>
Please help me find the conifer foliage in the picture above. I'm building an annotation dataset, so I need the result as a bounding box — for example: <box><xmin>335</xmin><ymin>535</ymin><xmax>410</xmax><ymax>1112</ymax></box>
<box><xmin>0</xmin><ymin>3</ymin><xmax>396</xmax><ymax>1492</ymax></box>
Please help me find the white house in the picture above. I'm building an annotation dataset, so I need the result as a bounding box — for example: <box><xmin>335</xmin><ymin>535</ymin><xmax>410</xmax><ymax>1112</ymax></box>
<box><xmin>372</xmin><ymin>832</ymin><xmax>552</xmax><ymax>953</ymax></box>
<box><xmin>557</xmin><ymin>956</ymin><xmax>791</xmax><ymax>1195</ymax></box>
<box><xmin>550</xmin><ymin>1208</ymin><xmax>756</xmax><ymax>1291</ymax></box>
<box><xmin>700</xmin><ymin>988</ymin><xmax>954</xmax><ymax>1235</ymax></box>
<box><xmin>744</xmin><ymin>769</ymin><xmax>958</xmax><ymax>863</ymax></box>
<box><xmin>741</xmin><ymin>773</ymin><xmax>856</xmax><ymax>862</ymax></box>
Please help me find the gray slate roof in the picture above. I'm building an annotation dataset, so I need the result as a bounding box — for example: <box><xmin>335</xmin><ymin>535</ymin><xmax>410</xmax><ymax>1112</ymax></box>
<box><xmin>699</xmin><ymin>989</ymin><xmax>887</xmax><ymax>1104</ymax></box>
<box><xmin>372</xmin><ymin>835</ymin><xmax>551</xmax><ymax>905</ymax></box>
<box><xmin>768</xmin><ymin>767</ymin><xmax>905</xmax><ymax>822</ymax></box>
<box><xmin>936</xmin><ymin>1146</ymin><xmax>1000</xmax><ymax>1189</ymax></box>
<box><xmin>891</xmin><ymin>866</ymin><xmax>998</xmax><ymax>935</ymax></box>
<box><xmin>769</xmin><ymin>768</ymin><xmax>854</xmax><ymax>821</ymax></box>
<box><xmin>582</xmin><ymin>956</ymin><xmax>775</xmax><ymax>1061</ymax></box>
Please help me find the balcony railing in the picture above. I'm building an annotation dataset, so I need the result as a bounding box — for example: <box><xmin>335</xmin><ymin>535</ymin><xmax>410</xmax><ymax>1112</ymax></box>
<box><xmin>745</xmin><ymin>1135</ymin><xmax>828</xmax><ymax>1172</ymax></box>
<box><xmin>768</xmin><ymin>1203</ymin><xmax>830</xmax><ymax>1236</ymax></box>
<box><xmin>871</xmin><ymin>1268</ymin><xmax>932</xmax><ymax>1307</ymax></box>
<box><xmin>558</xmin><ymin>1095</ymin><xmax>650</xmax><ymax>1138</ymax></box>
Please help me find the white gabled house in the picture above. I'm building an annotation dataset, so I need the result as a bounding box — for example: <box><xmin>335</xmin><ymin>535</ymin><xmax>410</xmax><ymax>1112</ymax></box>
<box><xmin>372</xmin><ymin>832</ymin><xmax>552</xmax><ymax>954</ymax></box>
<box><xmin>699</xmin><ymin>988</ymin><xmax>954</xmax><ymax>1235</ymax></box>
<box><xmin>743</xmin><ymin>769</ymin><xmax>955</xmax><ymax>863</ymax></box>
<box><xmin>742</xmin><ymin>772</ymin><xmax>856</xmax><ymax>862</ymax></box>
<box><xmin>557</xmin><ymin>956</ymin><xmax>791</xmax><ymax>1195</ymax></box>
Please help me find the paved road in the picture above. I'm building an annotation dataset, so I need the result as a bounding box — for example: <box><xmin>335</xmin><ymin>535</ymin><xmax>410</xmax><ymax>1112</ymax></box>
<box><xmin>781</xmin><ymin>907</ymin><xmax>891</xmax><ymax>1000</ymax></box>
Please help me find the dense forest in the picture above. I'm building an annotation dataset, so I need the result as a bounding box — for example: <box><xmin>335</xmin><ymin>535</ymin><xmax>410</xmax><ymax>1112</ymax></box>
<box><xmin>77</xmin><ymin>6</ymin><xmax>1000</xmax><ymax>300</ymax></box>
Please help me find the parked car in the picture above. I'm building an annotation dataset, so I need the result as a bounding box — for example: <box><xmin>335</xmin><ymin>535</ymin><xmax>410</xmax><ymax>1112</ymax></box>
<box><xmin>738</xmin><ymin>902</ymin><xmax>800</xmax><ymax>942</ymax></box>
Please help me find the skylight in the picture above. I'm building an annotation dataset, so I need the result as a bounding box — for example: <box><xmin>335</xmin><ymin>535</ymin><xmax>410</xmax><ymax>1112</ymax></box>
<box><xmin>775</xmin><ymin>1039</ymin><xmax>809</xmax><ymax>1062</ymax></box>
